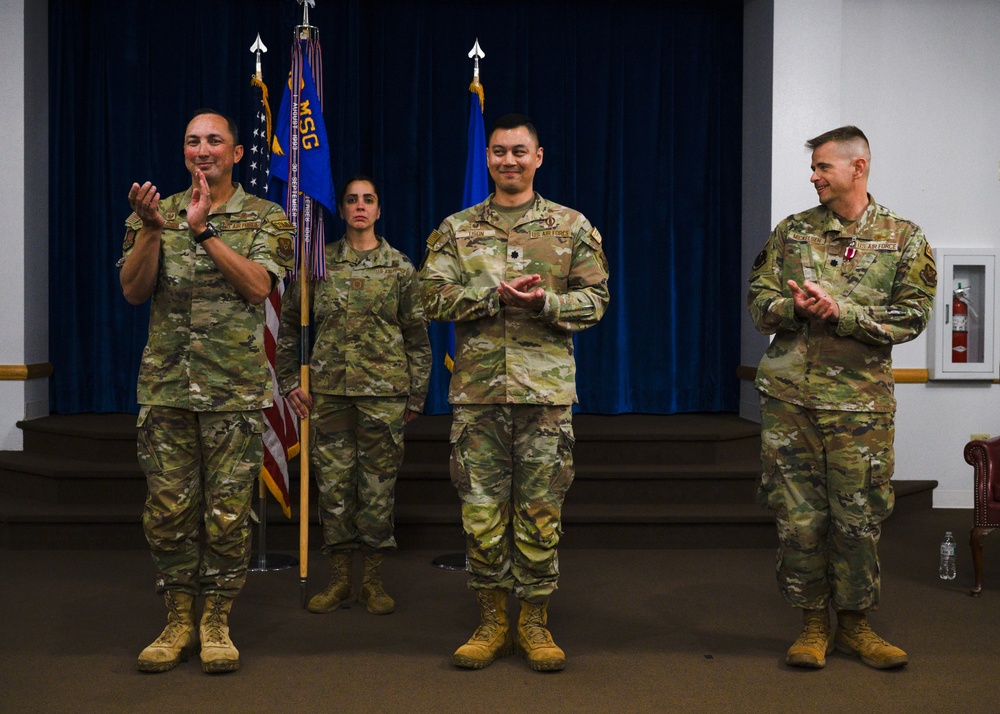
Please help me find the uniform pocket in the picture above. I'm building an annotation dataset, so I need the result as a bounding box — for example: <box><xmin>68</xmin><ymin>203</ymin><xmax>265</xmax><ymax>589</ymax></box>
<box><xmin>865</xmin><ymin>452</ymin><xmax>895</xmax><ymax>524</ymax></box>
<box><xmin>757</xmin><ymin>442</ymin><xmax>783</xmax><ymax>513</ymax></box>
<box><xmin>135</xmin><ymin>405</ymin><xmax>163</xmax><ymax>474</ymax></box>
<box><xmin>449</xmin><ymin>419</ymin><xmax>471</xmax><ymax>492</ymax></box>
<box><xmin>549</xmin><ymin>422</ymin><xmax>576</xmax><ymax>497</ymax></box>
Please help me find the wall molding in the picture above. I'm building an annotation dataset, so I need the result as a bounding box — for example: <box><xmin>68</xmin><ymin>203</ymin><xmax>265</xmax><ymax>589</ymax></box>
<box><xmin>737</xmin><ymin>365</ymin><xmax>930</xmax><ymax>384</ymax></box>
<box><xmin>0</xmin><ymin>363</ymin><xmax>54</xmax><ymax>381</ymax></box>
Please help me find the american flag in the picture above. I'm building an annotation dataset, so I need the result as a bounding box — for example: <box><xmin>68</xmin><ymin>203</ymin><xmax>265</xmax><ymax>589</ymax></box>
<box><xmin>250</xmin><ymin>73</ymin><xmax>297</xmax><ymax>518</ymax></box>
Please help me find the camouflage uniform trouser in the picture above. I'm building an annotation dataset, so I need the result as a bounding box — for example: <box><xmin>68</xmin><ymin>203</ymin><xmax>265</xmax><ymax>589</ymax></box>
<box><xmin>449</xmin><ymin>404</ymin><xmax>575</xmax><ymax>602</ymax></box>
<box><xmin>310</xmin><ymin>393</ymin><xmax>406</xmax><ymax>552</ymax></box>
<box><xmin>137</xmin><ymin>406</ymin><xmax>264</xmax><ymax>598</ymax></box>
<box><xmin>758</xmin><ymin>395</ymin><xmax>895</xmax><ymax>611</ymax></box>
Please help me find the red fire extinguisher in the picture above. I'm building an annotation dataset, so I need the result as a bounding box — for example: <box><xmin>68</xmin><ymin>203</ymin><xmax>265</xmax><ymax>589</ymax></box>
<box><xmin>952</xmin><ymin>283</ymin><xmax>968</xmax><ymax>363</ymax></box>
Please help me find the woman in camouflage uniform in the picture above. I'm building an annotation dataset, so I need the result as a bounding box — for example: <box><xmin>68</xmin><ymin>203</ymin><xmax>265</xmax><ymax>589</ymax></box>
<box><xmin>277</xmin><ymin>176</ymin><xmax>431</xmax><ymax>615</ymax></box>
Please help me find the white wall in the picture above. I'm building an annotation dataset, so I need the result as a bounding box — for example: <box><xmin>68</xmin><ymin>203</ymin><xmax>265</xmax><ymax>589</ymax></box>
<box><xmin>844</xmin><ymin>0</ymin><xmax>1000</xmax><ymax>507</ymax></box>
<box><xmin>0</xmin><ymin>0</ymin><xmax>49</xmax><ymax>450</ymax></box>
<box><xmin>742</xmin><ymin>0</ymin><xmax>1000</xmax><ymax>507</ymax></box>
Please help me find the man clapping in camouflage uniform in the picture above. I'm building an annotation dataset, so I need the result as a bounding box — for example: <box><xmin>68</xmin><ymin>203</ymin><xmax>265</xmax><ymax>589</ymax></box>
<box><xmin>419</xmin><ymin>114</ymin><xmax>610</xmax><ymax>672</ymax></box>
<box><xmin>119</xmin><ymin>110</ymin><xmax>294</xmax><ymax>674</ymax></box>
<box><xmin>748</xmin><ymin>126</ymin><xmax>936</xmax><ymax>670</ymax></box>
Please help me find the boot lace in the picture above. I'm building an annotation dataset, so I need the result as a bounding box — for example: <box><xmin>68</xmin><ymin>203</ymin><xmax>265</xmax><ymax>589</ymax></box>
<box><xmin>470</xmin><ymin>594</ymin><xmax>502</xmax><ymax>642</ymax></box>
<box><xmin>203</xmin><ymin>599</ymin><xmax>227</xmax><ymax>645</ymax></box>
<box><xmin>849</xmin><ymin>620</ymin><xmax>892</xmax><ymax>649</ymax></box>
<box><xmin>522</xmin><ymin>607</ymin><xmax>555</xmax><ymax>646</ymax></box>
<box><xmin>153</xmin><ymin>618</ymin><xmax>186</xmax><ymax>645</ymax></box>
<box><xmin>153</xmin><ymin>593</ymin><xmax>191</xmax><ymax>644</ymax></box>
<box><xmin>795</xmin><ymin>619</ymin><xmax>828</xmax><ymax>650</ymax></box>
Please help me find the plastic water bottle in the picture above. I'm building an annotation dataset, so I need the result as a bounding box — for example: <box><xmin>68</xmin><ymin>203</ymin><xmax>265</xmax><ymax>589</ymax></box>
<box><xmin>939</xmin><ymin>531</ymin><xmax>956</xmax><ymax>580</ymax></box>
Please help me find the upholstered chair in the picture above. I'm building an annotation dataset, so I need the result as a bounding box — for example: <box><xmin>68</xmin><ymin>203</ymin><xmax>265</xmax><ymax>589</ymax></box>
<box><xmin>964</xmin><ymin>435</ymin><xmax>1000</xmax><ymax>596</ymax></box>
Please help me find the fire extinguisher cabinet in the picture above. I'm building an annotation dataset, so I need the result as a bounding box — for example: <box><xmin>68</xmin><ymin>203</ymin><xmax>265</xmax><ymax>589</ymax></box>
<box><xmin>927</xmin><ymin>248</ymin><xmax>998</xmax><ymax>380</ymax></box>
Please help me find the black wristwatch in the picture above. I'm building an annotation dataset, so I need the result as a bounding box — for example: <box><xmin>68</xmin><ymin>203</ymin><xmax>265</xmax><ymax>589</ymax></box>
<box><xmin>193</xmin><ymin>222</ymin><xmax>218</xmax><ymax>244</ymax></box>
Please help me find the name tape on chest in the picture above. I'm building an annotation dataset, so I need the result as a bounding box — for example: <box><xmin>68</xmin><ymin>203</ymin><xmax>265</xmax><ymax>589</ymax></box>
<box><xmin>530</xmin><ymin>229</ymin><xmax>573</xmax><ymax>239</ymax></box>
<box><xmin>456</xmin><ymin>229</ymin><xmax>498</xmax><ymax>238</ymax></box>
<box><xmin>789</xmin><ymin>233</ymin><xmax>899</xmax><ymax>252</ymax></box>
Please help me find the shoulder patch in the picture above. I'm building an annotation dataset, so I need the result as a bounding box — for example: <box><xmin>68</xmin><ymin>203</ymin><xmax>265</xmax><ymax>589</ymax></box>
<box><xmin>125</xmin><ymin>212</ymin><xmax>142</xmax><ymax>230</ymax></box>
<box><xmin>578</xmin><ymin>227</ymin><xmax>602</xmax><ymax>250</ymax></box>
<box><xmin>426</xmin><ymin>229</ymin><xmax>451</xmax><ymax>251</ymax></box>
<box><xmin>123</xmin><ymin>229</ymin><xmax>136</xmax><ymax>253</ymax></box>
<box><xmin>752</xmin><ymin>249</ymin><xmax>767</xmax><ymax>270</ymax></box>
<box><xmin>277</xmin><ymin>236</ymin><xmax>294</xmax><ymax>262</ymax></box>
<box><xmin>272</xmin><ymin>219</ymin><xmax>294</xmax><ymax>231</ymax></box>
<box><xmin>921</xmin><ymin>263</ymin><xmax>937</xmax><ymax>288</ymax></box>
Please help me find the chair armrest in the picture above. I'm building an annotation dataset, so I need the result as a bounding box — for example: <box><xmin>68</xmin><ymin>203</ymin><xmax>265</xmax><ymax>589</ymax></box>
<box><xmin>965</xmin><ymin>435</ymin><xmax>1000</xmax><ymax>504</ymax></box>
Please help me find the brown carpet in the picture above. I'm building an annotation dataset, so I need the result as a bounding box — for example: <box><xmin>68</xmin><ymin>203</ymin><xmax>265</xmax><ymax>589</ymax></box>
<box><xmin>0</xmin><ymin>507</ymin><xmax>995</xmax><ymax>714</ymax></box>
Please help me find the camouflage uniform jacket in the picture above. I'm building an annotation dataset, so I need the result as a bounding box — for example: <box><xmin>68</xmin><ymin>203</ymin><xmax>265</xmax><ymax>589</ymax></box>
<box><xmin>120</xmin><ymin>184</ymin><xmax>294</xmax><ymax>411</ymax></box>
<box><xmin>747</xmin><ymin>195</ymin><xmax>937</xmax><ymax>412</ymax></box>
<box><xmin>277</xmin><ymin>237</ymin><xmax>432</xmax><ymax>413</ymax></box>
<box><xmin>419</xmin><ymin>193</ymin><xmax>610</xmax><ymax>405</ymax></box>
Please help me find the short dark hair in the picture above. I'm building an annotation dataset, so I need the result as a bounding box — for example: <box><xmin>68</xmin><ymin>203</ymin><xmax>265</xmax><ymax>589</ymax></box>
<box><xmin>805</xmin><ymin>125</ymin><xmax>869</xmax><ymax>151</ymax></box>
<box><xmin>489</xmin><ymin>113</ymin><xmax>539</xmax><ymax>147</ymax></box>
<box><xmin>188</xmin><ymin>108</ymin><xmax>240</xmax><ymax>145</ymax></box>
<box><xmin>338</xmin><ymin>174</ymin><xmax>382</xmax><ymax>206</ymax></box>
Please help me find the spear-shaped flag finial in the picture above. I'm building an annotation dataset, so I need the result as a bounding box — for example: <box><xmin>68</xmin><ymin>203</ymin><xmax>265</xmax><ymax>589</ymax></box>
<box><xmin>250</xmin><ymin>33</ymin><xmax>268</xmax><ymax>80</ymax></box>
<box><xmin>297</xmin><ymin>0</ymin><xmax>318</xmax><ymax>40</ymax></box>
<box><xmin>298</xmin><ymin>0</ymin><xmax>316</xmax><ymax>28</ymax></box>
<box><xmin>468</xmin><ymin>39</ymin><xmax>485</xmax><ymax>81</ymax></box>
<box><xmin>468</xmin><ymin>39</ymin><xmax>485</xmax><ymax>111</ymax></box>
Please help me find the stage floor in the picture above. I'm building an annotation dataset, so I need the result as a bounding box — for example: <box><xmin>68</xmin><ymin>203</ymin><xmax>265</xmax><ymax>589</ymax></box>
<box><xmin>0</xmin><ymin>507</ymin><xmax>993</xmax><ymax>713</ymax></box>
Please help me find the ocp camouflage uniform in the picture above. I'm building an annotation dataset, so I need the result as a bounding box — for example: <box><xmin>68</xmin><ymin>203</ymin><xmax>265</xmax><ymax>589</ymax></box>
<box><xmin>747</xmin><ymin>195</ymin><xmax>936</xmax><ymax>611</ymax></box>
<box><xmin>419</xmin><ymin>193</ymin><xmax>609</xmax><ymax>601</ymax></box>
<box><xmin>119</xmin><ymin>183</ymin><xmax>293</xmax><ymax>597</ymax></box>
<box><xmin>277</xmin><ymin>237</ymin><xmax>431</xmax><ymax>552</ymax></box>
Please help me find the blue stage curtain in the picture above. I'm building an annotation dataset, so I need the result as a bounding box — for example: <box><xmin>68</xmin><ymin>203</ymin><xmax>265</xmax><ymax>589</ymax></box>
<box><xmin>48</xmin><ymin>0</ymin><xmax>743</xmax><ymax>415</ymax></box>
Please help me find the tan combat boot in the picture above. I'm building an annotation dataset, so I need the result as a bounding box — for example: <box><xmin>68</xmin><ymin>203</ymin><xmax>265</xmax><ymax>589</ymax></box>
<box><xmin>835</xmin><ymin>610</ymin><xmax>908</xmax><ymax>669</ymax></box>
<box><xmin>453</xmin><ymin>589</ymin><xmax>513</xmax><ymax>669</ymax></box>
<box><xmin>136</xmin><ymin>590</ymin><xmax>198</xmax><ymax>673</ymax></box>
<box><xmin>516</xmin><ymin>599</ymin><xmax>566</xmax><ymax>672</ymax></box>
<box><xmin>199</xmin><ymin>594</ymin><xmax>240</xmax><ymax>673</ymax></box>
<box><xmin>785</xmin><ymin>608</ymin><xmax>833</xmax><ymax>668</ymax></box>
<box><xmin>361</xmin><ymin>552</ymin><xmax>395</xmax><ymax>614</ymax></box>
<box><xmin>307</xmin><ymin>552</ymin><xmax>354</xmax><ymax>613</ymax></box>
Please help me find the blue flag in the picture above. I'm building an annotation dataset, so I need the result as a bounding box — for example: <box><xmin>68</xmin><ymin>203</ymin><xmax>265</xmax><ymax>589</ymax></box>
<box><xmin>463</xmin><ymin>90</ymin><xmax>489</xmax><ymax>209</ymax></box>
<box><xmin>269</xmin><ymin>49</ymin><xmax>335</xmax><ymax>213</ymax></box>
<box><xmin>445</xmin><ymin>85</ymin><xmax>490</xmax><ymax>373</ymax></box>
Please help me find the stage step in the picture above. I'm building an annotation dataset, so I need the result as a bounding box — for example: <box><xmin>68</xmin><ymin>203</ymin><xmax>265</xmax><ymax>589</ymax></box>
<box><xmin>0</xmin><ymin>413</ymin><xmax>938</xmax><ymax>550</ymax></box>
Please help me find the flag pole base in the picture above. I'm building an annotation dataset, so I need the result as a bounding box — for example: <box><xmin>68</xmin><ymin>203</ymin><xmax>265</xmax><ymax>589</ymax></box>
<box><xmin>249</xmin><ymin>552</ymin><xmax>298</xmax><ymax>572</ymax></box>
<box><xmin>431</xmin><ymin>553</ymin><xmax>467</xmax><ymax>571</ymax></box>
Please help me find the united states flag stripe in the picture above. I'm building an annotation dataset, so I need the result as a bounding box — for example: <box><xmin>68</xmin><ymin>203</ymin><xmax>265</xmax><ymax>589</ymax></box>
<box><xmin>252</xmin><ymin>73</ymin><xmax>297</xmax><ymax>518</ymax></box>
